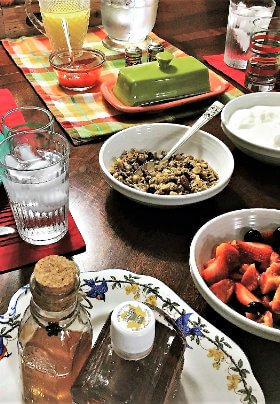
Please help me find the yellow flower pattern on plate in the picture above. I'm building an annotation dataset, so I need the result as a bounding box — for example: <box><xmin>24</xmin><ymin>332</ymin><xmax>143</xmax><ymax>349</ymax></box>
<box><xmin>207</xmin><ymin>347</ymin><xmax>225</xmax><ymax>370</ymax></box>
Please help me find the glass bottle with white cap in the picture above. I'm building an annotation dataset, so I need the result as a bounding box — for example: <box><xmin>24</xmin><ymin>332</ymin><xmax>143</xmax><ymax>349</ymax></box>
<box><xmin>72</xmin><ymin>300</ymin><xmax>186</xmax><ymax>403</ymax></box>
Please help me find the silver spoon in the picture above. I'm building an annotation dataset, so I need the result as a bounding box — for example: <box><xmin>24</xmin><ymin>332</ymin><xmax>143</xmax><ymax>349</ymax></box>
<box><xmin>162</xmin><ymin>100</ymin><xmax>224</xmax><ymax>162</ymax></box>
<box><xmin>0</xmin><ymin>226</ymin><xmax>17</xmax><ymax>236</ymax></box>
<box><xmin>136</xmin><ymin>100</ymin><xmax>224</xmax><ymax>173</ymax></box>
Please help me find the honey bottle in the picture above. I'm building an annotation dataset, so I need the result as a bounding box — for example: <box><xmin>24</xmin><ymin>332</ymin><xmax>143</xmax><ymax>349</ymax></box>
<box><xmin>18</xmin><ymin>255</ymin><xmax>92</xmax><ymax>403</ymax></box>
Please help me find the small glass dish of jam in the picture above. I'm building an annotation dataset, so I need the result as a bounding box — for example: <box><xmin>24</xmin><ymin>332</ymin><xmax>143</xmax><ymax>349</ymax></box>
<box><xmin>49</xmin><ymin>48</ymin><xmax>106</xmax><ymax>91</ymax></box>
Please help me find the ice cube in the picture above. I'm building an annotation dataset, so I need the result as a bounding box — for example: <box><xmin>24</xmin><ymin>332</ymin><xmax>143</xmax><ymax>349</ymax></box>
<box><xmin>5</xmin><ymin>155</ymin><xmax>20</xmax><ymax>169</ymax></box>
<box><xmin>233</xmin><ymin>27</ymin><xmax>250</xmax><ymax>52</ymax></box>
<box><xmin>27</xmin><ymin>159</ymin><xmax>50</xmax><ymax>170</ymax></box>
<box><xmin>15</xmin><ymin>144</ymin><xmax>40</xmax><ymax>162</ymax></box>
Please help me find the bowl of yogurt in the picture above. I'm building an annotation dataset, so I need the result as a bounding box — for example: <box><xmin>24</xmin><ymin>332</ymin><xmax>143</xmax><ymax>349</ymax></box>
<box><xmin>221</xmin><ymin>92</ymin><xmax>280</xmax><ymax>165</ymax></box>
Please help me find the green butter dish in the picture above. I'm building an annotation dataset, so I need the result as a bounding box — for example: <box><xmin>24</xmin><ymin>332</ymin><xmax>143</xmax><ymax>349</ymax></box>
<box><xmin>113</xmin><ymin>52</ymin><xmax>210</xmax><ymax>106</ymax></box>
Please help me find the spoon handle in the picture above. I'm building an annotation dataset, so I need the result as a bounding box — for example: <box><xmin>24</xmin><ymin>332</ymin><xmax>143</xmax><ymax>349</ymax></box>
<box><xmin>61</xmin><ymin>19</ymin><xmax>73</xmax><ymax>62</ymax></box>
<box><xmin>161</xmin><ymin>100</ymin><xmax>224</xmax><ymax>162</ymax></box>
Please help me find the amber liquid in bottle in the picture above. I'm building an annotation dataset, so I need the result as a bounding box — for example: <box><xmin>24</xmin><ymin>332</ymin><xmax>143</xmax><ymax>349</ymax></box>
<box><xmin>18</xmin><ymin>255</ymin><xmax>93</xmax><ymax>404</ymax></box>
<box><xmin>19</xmin><ymin>328</ymin><xmax>92</xmax><ymax>403</ymax></box>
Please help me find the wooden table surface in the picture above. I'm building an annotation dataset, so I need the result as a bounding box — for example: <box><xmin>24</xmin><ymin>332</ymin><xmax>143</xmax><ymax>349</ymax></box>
<box><xmin>1</xmin><ymin>1</ymin><xmax>280</xmax><ymax>403</ymax></box>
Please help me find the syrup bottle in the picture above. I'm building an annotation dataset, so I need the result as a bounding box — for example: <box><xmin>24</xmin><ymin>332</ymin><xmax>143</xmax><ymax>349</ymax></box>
<box><xmin>72</xmin><ymin>301</ymin><xmax>186</xmax><ymax>404</ymax></box>
<box><xmin>18</xmin><ymin>255</ymin><xmax>92</xmax><ymax>403</ymax></box>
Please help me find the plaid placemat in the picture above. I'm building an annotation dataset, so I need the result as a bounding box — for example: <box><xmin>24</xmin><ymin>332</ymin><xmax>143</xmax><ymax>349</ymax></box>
<box><xmin>2</xmin><ymin>26</ymin><xmax>243</xmax><ymax>146</ymax></box>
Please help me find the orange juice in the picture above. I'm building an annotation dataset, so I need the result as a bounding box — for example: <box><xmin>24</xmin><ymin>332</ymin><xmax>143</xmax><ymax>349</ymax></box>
<box><xmin>42</xmin><ymin>7</ymin><xmax>90</xmax><ymax>50</ymax></box>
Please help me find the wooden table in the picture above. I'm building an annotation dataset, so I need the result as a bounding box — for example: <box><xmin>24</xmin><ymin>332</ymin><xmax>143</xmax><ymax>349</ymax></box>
<box><xmin>1</xmin><ymin>1</ymin><xmax>280</xmax><ymax>403</ymax></box>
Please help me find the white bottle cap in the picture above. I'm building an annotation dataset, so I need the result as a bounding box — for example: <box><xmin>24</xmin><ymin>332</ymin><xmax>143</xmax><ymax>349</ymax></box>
<box><xmin>110</xmin><ymin>301</ymin><xmax>155</xmax><ymax>360</ymax></box>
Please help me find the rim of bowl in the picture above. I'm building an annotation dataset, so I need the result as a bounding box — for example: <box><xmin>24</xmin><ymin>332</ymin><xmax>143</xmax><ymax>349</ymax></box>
<box><xmin>49</xmin><ymin>48</ymin><xmax>106</xmax><ymax>72</ymax></box>
<box><xmin>189</xmin><ymin>208</ymin><xmax>280</xmax><ymax>339</ymax></box>
<box><xmin>221</xmin><ymin>93</ymin><xmax>280</xmax><ymax>154</ymax></box>
<box><xmin>99</xmin><ymin>123</ymin><xmax>234</xmax><ymax>201</ymax></box>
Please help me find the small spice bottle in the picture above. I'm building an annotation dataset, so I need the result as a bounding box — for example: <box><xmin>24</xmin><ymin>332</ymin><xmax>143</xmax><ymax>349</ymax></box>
<box><xmin>72</xmin><ymin>301</ymin><xmax>186</xmax><ymax>404</ymax></box>
<box><xmin>125</xmin><ymin>46</ymin><xmax>142</xmax><ymax>66</ymax></box>
<box><xmin>147</xmin><ymin>42</ymin><xmax>165</xmax><ymax>62</ymax></box>
<box><xmin>18</xmin><ymin>255</ymin><xmax>93</xmax><ymax>404</ymax></box>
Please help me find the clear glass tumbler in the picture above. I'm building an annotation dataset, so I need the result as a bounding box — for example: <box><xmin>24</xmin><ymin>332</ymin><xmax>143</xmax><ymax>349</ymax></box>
<box><xmin>1</xmin><ymin>106</ymin><xmax>54</xmax><ymax>137</ymax></box>
<box><xmin>245</xmin><ymin>17</ymin><xmax>280</xmax><ymax>91</ymax></box>
<box><xmin>0</xmin><ymin>130</ymin><xmax>70</xmax><ymax>245</ymax></box>
<box><xmin>224</xmin><ymin>0</ymin><xmax>276</xmax><ymax>70</ymax></box>
<box><xmin>101</xmin><ymin>0</ymin><xmax>159</xmax><ymax>51</ymax></box>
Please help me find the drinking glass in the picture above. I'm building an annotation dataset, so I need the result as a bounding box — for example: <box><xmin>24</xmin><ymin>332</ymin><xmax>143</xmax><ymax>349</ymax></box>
<box><xmin>1</xmin><ymin>106</ymin><xmax>54</xmax><ymax>137</ymax></box>
<box><xmin>245</xmin><ymin>17</ymin><xmax>280</xmax><ymax>91</ymax></box>
<box><xmin>224</xmin><ymin>0</ymin><xmax>276</xmax><ymax>70</ymax></box>
<box><xmin>0</xmin><ymin>130</ymin><xmax>70</xmax><ymax>245</ymax></box>
<box><xmin>25</xmin><ymin>0</ymin><xmax>90</xmax><ymax>50</ymax></box>
<box><xmin>101</xmin><ymin>0</ymin><xmax>159</xmax><ymax>51</ymax></box>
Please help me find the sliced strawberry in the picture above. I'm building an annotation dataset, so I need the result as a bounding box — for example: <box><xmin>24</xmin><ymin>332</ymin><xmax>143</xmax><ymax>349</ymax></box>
<box><xmin>210</xmin><ymin>279</ymin><xmax>235</xmax><ymax>303</ymax></box>
<box><xmin>215</xmin><ymin>242</ymin><xmax>240</xmax><ymax>270</ymax></box>
<box><xmin>232</xmin><ymin>241</ymin><xmax>272</xmax><ymax>271</ymax></box>
<box><xmin>267</xmin><ymin>262</ymin><xmax>280</xmax><ymax>276</ymax></box>
<box><xmin>259</xmin><ymin>273</ymin><xmax>273</xmax><ymax>294</ymax></box>
<box><xmin>270</xmin><ymin>251</ymin><xmax>280</xmax><ymax>264</ymax></box>
<box><xmin>240</xmin><ymin>263</ymin><xmax>250</xmax><ymax>274</ymax></box>
<box><xmin>203</xmin><ymin>257</ymin><xmax>215</xmax><ymax>268</ymax></box>
<box><xmin>235</xmin><ymin>282</ymin><xmax>261</xmax><ymax>306</ymax></box>
<box><xmin>261</xmin><ymin>311</ymin><xmax>273</xmax><ymax>327</ymax></box>
<box><xmin>259</xmin><ymin>263</ymin><xmax>280</xmax><ymax>294</ymax></box>
<box><xmin>241</xmin><ymin>263</ymin><xmax>259</xmax><ymax>291</ymax></box>
<box><xmin>271</xmin><ymin>285</ymin><xmax>280</xmax><ymax>313</ymax></box>
<box><xmin>201</xmin><ymin>255</ymin><xmax>228</xmax><ymax>285</ymax></box>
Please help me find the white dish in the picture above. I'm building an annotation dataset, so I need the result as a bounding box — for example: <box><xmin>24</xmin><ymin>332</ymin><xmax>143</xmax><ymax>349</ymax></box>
<box><xmin>189</xmin><ymin>208</ymin><xmax>280</xmax><ymax>342</ymax></box>
<box><xmin>0</xmin><ymin>269</ymin><xmax>264</xmax><ymax>403</ymax></box>
<box><xmin>99</xmin><ymin>123</ymin><xmax>234</xmax><ymax>207</ymax></box>
<box><xmin>221</xmin><ymin>92</ymin><xmax>280</xmax><ymax>166</ymax></box>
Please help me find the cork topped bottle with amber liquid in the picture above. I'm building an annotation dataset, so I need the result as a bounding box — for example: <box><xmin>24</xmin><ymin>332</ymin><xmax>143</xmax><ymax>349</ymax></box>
<box><xmin>18</xmin><ymin>255</ymin><xmax>92</xmax><ymax>403</ymax></box>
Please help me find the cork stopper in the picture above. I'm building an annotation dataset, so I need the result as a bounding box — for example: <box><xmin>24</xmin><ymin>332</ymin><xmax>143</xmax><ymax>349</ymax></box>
<box><xmin>31</xmin><ymin>255</ymin><xmax>79</xmax><ymax>312</ymax></box>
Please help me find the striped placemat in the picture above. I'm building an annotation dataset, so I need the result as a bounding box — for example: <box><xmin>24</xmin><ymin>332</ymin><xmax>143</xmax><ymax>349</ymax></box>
<box><xmin>2</xmin><ymin>26</ymin><xmax>243</xmax><ymax>145</ymax></box>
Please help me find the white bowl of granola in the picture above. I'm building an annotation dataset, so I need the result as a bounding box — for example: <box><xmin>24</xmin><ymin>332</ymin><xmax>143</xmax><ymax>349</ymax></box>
<box><xmin>99</xmin><ymin>123</ymin><xmax>234</xmax><ymax>207</ymax></box>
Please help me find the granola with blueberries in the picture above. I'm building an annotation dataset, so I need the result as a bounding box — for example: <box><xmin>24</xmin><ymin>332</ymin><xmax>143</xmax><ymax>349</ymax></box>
<box><xmin>110</xmin><ymin>149</ymin><xmax>218</xmax><ymax>195</ymax></box>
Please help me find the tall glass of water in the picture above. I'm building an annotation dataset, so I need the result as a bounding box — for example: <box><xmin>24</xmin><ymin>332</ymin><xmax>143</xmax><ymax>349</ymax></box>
<box><xmin>0</xmin><ymin>130</ymin><xmax>70</xmax><ymax>245</ymax></box>
<box><xmin>224</xmin><ymin>0</ymin><xmax>276</xmax><ymax>70</ymax></box>
<box><xmin>101</xmin><ymin>0</ymin><xmax>159</xmax><ymax>51</ymax></box>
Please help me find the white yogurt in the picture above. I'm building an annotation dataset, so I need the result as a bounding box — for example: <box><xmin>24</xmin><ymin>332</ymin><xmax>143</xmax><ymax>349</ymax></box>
<box><xmin>227</xmin><ymin>106</ymin><xmax>280</xmax><ymax>149</ymax></box>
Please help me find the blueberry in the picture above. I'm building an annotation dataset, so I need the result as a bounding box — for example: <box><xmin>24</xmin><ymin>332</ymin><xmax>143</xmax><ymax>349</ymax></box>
<box><xmin>273</xmin><ymin>227</ymin><xmax>280</xmax><ymax>245</ymax></box>
<box><xmin>244</xmin><ymin>229</ymin><xmax>263</xmax><ymax>243</ymax></box>
<box><xmin>246</xmin><ymin>301</ymin><xmax>266</xmax><ymax>315</ymax></box>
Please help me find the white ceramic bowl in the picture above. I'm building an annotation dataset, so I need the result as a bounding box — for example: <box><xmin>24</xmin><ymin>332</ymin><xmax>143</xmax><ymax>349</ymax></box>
<box><xmin>99</xmin><ymin>123</ymin><xmax>234</xmax><ymax>207</ymax></box>
<box><xmin>221</xmin><ymin>92</ymin><xmax>280</xmax><ymax>166</ymax></box>
<box><xmin>189</xmin><ymin>208</ymin><xmax>280</xmax><ymax>342</ymax></box>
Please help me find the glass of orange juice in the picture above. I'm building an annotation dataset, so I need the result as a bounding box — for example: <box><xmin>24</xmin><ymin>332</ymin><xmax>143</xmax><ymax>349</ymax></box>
<box><xmin>25</xmin><ymin>0</ymin><xmax>90</xmax><ymax>50</ymax></box>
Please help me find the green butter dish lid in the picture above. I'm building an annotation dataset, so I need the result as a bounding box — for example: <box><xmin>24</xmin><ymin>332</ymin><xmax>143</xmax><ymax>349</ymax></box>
<box><xmin>113</xmin><ymin>51</ymin><xmax>210</xmax><ymax>106</ymax></box>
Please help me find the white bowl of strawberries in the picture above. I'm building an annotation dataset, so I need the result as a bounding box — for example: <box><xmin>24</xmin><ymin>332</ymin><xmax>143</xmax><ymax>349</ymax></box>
<box><xmin>189</xmin><ymin>208</ymin><xmax>280</xmax><ymax>342</ymax></box>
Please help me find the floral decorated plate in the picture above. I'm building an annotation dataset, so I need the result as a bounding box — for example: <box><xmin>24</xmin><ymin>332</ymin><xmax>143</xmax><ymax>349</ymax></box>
<box><xmin>0</xmin><ymin>269</ymin><xmax>264</xmax><ymax>403</ymax></box>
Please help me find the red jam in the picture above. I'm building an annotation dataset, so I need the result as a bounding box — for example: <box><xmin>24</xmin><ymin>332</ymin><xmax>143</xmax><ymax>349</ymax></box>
<box><xmin>49</xmin><ymin>48</ymin><xmax>105</xmax><ymax>91</ymax></box>
<box><xmin>56</xmin><ymin>63</ymin><xmax>103</xmax><ymax>90</ymax></box>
